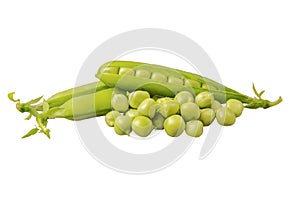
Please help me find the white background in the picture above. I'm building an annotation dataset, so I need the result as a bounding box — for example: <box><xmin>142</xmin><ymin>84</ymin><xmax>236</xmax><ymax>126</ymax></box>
<box><xmin>1</xmin><ymin>0</ymin><xmax>299</xmax><ymax>199</ymax></box>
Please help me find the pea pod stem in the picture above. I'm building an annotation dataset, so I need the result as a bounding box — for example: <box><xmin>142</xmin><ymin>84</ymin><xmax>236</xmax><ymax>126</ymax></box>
<box><xmin>8</xmin><ymin>84</ymin><xmax>114</xmax><ymax>139</ymax></box>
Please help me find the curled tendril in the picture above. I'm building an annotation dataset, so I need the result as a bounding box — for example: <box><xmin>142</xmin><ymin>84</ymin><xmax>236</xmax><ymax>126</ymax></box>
<box><xmin>245</xmin><ymin>83</ymin><xmax>282</xmax><ymax>109</ymax></box>
<box><xmin>8</xmin><ymin>92</ymin><xmax>55</xmax><ymax>139</ymax></box>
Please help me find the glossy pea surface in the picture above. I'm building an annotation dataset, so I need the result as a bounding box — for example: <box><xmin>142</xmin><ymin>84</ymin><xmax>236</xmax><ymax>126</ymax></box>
<box><xmin>226</xmin><ymin>99</ymin><xmax>244</xmax><ymax>117</ymax></box>
<box><xmin>114</xmin><ymin>115</ymin><xmax>132</xmax><ymax>135</ymax></box>
<box><xmin>174</xmin><ymin>91</ymin><xmax>194</xmax><ymax>105</ymax></box>
<box><xmin>137</xmin><ymin>98</ymin><xmax>157</xmax><ymax>118</ymax></box>
<box><xmin>185</xmin><ymin>120</ymin><xmax>203</xmax><ymax>137</ymax></box>
<box><xmin>132</xmin><ymin>116</ymin><xmax>153</xmax><ymax>137</ymax></box>
<box><xmin>164</xmin><ymin>115</ymin><xmax>185</xmax><ymax>137</ymax></box>
<box><xmin>128</xmin><ymin>91</ymin><xmax>150</xmax><ymax>108</ymax></box>
<box><xmin>105</xmin><ymin>111</ymin><xmax>121</xmax><ymax>127</ymax></box>
<box><xmin>180</xmin><ymin>102</ymin><xmax>200</xmax><ymax>121</ymax></box>
<box><xmin>215</xmin><ymin>107</ymin><xmax>236</xmax><ymax>126</ymax></box>
<box><xmin>195</xmin><ymin>92</ymin><xmax>214</xmax><ymax>108</ymax></box>
<box><xmin>199</xmin><ymin>108</ymin><xmax>215</xmax><ymax>126</ymax></box>
<box><xmin>111</xmin><ymin>94</ymin><xmax>129</xmax><ymax>112</ymax></box>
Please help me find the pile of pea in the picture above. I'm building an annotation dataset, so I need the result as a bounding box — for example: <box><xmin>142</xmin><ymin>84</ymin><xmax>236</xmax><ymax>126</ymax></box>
<box><xmin>105</xmin><ymin>90</ymin><xmax>244</xmax><ymax>137</ymax></box>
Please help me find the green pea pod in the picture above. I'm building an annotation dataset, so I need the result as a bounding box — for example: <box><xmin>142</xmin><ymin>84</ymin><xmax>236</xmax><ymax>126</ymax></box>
<box><xmin>95</xmin><ymin>60</ymin><xmax>282</xmax><ymax>109</ymax></box>
<box><xmin>9</xmin><ymin>86</ymin><xmax>114</xmax><ymax>138</ymax></box>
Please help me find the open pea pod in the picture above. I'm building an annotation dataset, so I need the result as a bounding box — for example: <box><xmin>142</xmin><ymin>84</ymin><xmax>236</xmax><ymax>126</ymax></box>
<box><xmin>95</xmin><ymin>60</ymin><xmax>282</xmax><ymax>109</ymax></box>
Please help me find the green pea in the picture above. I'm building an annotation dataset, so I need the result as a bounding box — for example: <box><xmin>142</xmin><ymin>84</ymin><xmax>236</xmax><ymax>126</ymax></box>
<box><xmin>152</xmin><ymin>112</ymin><xmax>165</xmax><ymax>130</ymax></box>
<box><xmin>132</xmin><ymin>116</ymin><xmax>153</xmax><ymax>137</ymax></box>
<box><xmin>164</xmin><ymin>115</ymin><xmax>185</xmax><ymax>137</ymax></box>
<box><xmin>111</xmin><ymin>93</ymin><xmax>129</xmax><ymax>112</ymax></box>
<box><xmin>174</xmin><ymin>91</ymin><xmax>194</xmax><ymax>105</ymax></box>
<box><xmin>125</xmin><ymin>109</ymin><xmax>140</xmax><ymax>120</ymax></box>
<box><xmin>168</xmin><ymin>76</ymin><xmax>184</xmax><ymax>85</ymax></box>
<box><xmin>226</xmin><ymin>99</ymin><xmax>244</xmax><ymax>117</ymax></box>
<box><xmin>156</xmin><ymin>97</ymin><xmax>173</xmax><ymax>104</ymax></box>
<box><xmin>184</xmin><ymin>79</ymin><xmax>201</xmax><ymax>88</ymax></box>
<box><xmin>137</xmin><ymin>98</ymin><xmax>157</xmax><ymax>118</ymax></box>
<box><xmin>215</xmin><ymin>107</ymin><xmax>236</xmax><ymax>126</ymax></box>
<box><xmin>151</xmin><ymin>72</ymin><xmax>167</xmax><ymax>82</ymax></box>
<box><xmin>199</xmin><ymin>108</ymin><xmax>215</xmax><ymax>126</ymax></box>
<box><xmin>158</xmin><ymin>100</ymin><xmax>179</xmax><ymax>118</ymax></box>
<box><xmin>136</xmin><ymin>69</ymin><xmax>151</xmax><ymax>78</ymax></box>
<box><xmin>119</xmin><ymin>68</ymin><xmax>135</xmax><ymax>76</ymax></box>
<box><xmin>180</xmin><ymin>102</ymin><xmax>200</xmax><ymax>121</ymax></box>
<box><xmin>211</xmin><ymin>100</ymin><xmax>222</xmax><ymax>111</ymax></box>
<box><xmin>114</xmin><ymin>115</ymin><xmax>132</xmax><ymax>135</ymax></box>
<box><xmin>185</xmin><ymin>120</ymin><xmax>203</xmax><ymax>137</ymax></box>
<box><xmin>128</xmin><ymin>91</ymin><xmax>150</xmax><ymax>108</ymax></box>
<box><xmin>195</xmin><ymin>92</ymin><xmax>214</xmax><ymax>108</ymax></box>
<box><xmin>105</xmin><ymin>110</ymin><xmax>121</xmax><ymax>127</ymax></box>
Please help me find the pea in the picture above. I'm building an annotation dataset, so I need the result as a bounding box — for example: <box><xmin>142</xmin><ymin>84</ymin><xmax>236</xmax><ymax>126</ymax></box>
<box><xmin>119</xmin><ymin>68</ymin><xmax>135</xmax><ymax>76</ymax></box>
<box><xmin>185</xmin><ymin>120</ymin><xmax>203</xmax><ymax>137</ymax></box>
<box><xmin>105</xmin><ymin>110</ymin><xmax>121</xmax><ymax>127</ymax></box>
<box><xmin>125</xmin><ymin>109</ymin><xmax>140</xmax><ymax>120</ymax></box>
<box><xmin>128</xmin><ymin>91</ymin><xmax>150</xmax><ymax>108</ymax></box>
<box><xmin>158</xmin><ymin>100</ymin><xmax>180</xmax><ymax>118</ymax></box>
<box><xmin>111</xmin><ymin>93</ymin><xmax>129</xmax><ymax>112</ymax></box>
<box><xmin>199</xmin><ymin>108</ymin><xmax>215</xmax><ymax>126</ymax></box>
<box><xmin>195</xmin><ymin>91</ymin><xmax>214</xmax><ymax>108</ymax></box>
<box><xmin>156</xmin><ymin>97</ymin><xmax>173</xmax><ymax>104</ymax></box>
<box><xmin>174</xmin><ymin>91</ymin><xmax>194</xmax><ymax>105</ymax></box>
<box><xmin>226</xmin><ymin>99</ymin><xmax>244</xmax><ymax>117</ymax></box>
<box><xmin>132</xmin><ymin>116</ymin><xmax>153</xmax><ymax>137</ymax></box>
<box><xmin>136</xmin><ymin>69</ymin><xmax>151</xmax><ymax>78</ymax></box>
<box><xmin>211</xmin><ymin>100</ymin><xmax>222</xmax><ymax>111</ymax></box>
<box><xmin>164</xmin><ymin>115</ymin><xmax>185</xmax><ymax>137</ymax></box>
<box><xmin>184</xmin><ymin>79</ymin><xmax>201</xmax><ymax>88</ymax></box>
<box><xmin>151</xmin><ymin>72</ymin><xmax>167</xmax><ymax>82</ymax></box>
<box><xmin>180</xmin><ymin>102</ymin><xmax>200</xmax><ymax>121</ymax></box>
<box><xmin>137</xmin><ymin>98</ymin><xmax>157</xmax><ymax>118</ymax></box>
<box><xmin>152</xmin><ymin>112</ymin><xmax>165</xmax><ymax>130</ymax></box>
<box><xmin>215</xmin><ymin>107</ymin><xmax>236</xmax><ymax>126</ymax></box>
<box><xmin>168</xmin><ymin>76</ymin><xmax>184</xmax><ymax>85</ymax></box>
<box><xmin>114</xmin><ymin>115</ymin><xmax>132</xmax><ymax>135</ymax></box>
